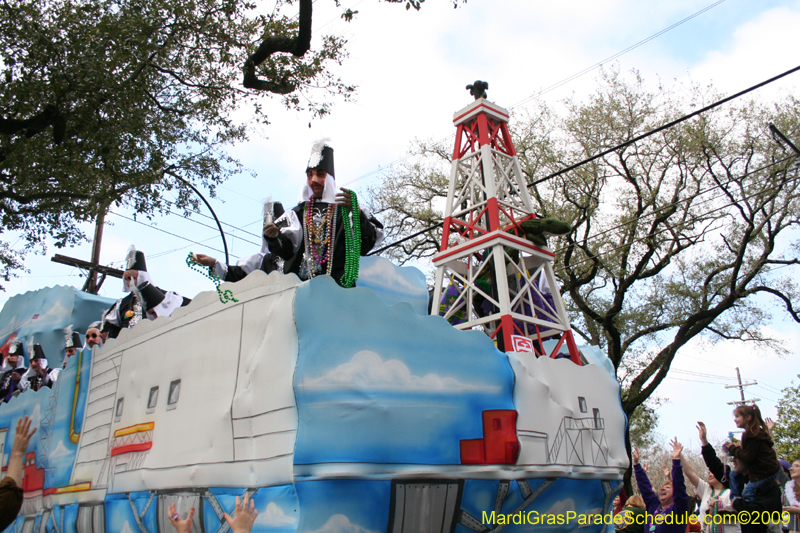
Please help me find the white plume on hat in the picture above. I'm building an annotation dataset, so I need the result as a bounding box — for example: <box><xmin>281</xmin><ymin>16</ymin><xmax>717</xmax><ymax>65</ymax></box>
<box><xmin>125</xmin><ymin>245</ymin><xmax>138</xmax><ymax>270</ymax></box>
<box><xmin>26</xmin><ymin>337</ymin><xmax>34</xmax><ymax>361</ymax></box>
<box><xmin>307</xmin><ymin>138</ymin><xmax>331</xmax><ymax>169</ymax></box>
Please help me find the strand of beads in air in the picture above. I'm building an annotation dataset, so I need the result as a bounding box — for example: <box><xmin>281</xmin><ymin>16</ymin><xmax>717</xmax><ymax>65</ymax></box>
<box><xmin>185</xmin><ymin>253</ymin><xmax>239</xmax><ymax>304</ymax></box>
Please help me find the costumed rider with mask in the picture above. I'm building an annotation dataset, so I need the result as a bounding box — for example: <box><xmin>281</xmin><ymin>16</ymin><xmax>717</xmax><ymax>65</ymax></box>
<box><xmin>104</xmin><ymin>247</ymin><xmax>191</xmax><ymax>339</ymax></box>
<box><xmin>20</xmin><ymin>343</ymin><xmax>59</xmax><ymax>392</ymax></box>
<box><xmin>193</xmin><ymin>200</ymin><xmax>285</xmax><ymax>282</ymax></box>
<box><xmin>0</xmin><ymin>342</ymin><xmax>27</xmax><ymax>403</ymax></box>
<box><xmin>63</xmin><ymin>327</ymin><xmax>82</xmax><ymax>369</ymax></box>
<box><xmin>263</xmin><ymin>140</ymin><xmax>384</xmax><ymax>287</ymax></box>
<box><xmin>84</xmin><ymin>321</ymin><xmax>105</xmax><ymax>350</ymax></box>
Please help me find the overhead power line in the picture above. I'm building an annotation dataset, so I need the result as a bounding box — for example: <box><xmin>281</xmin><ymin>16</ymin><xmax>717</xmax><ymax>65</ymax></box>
<box><xmin>553</xmin><ymin>162</ymin><xmax>800</xmax><ymax>274</ymax></box>
<box><xmin>531</xmin><ymin>63</ymin><xmax>800</xmax><ymax>186</ymax></box>
<box><xmin>672</xmin><ymin>368</ymin><xmax>730</xmax><ymax>380</ymax></box>
<box><xmin>109</xmin><ymin>212</ymin><xmax>239</xmax><ymax>259</ymax></box>
<box><xmin>665</xmin><ymin>376</ymin><xmax>726</xmax><ymax>385</ymax></box>
<box><xmin>342</xmin><ymin>0</ymin><xmax>731</xmax><ymax>188</ymax></box>
<box><xmin>511</xmin><ymin>0</ymin><xmax>729</xmax><ymax>109</ymax></box>
<box><xmin>369</xmin><ymin>64</ymin><xmax>800</xmax><ymax>255</ymax></box>
<box><xmin>552</xmin><ymin>155</ymin><xmax>797</xmax><ymax>255</ymax></box>
<box><xmin>165</xmin><ymin>197</ymin><xmax>263</xmax><ymax>240</ymax></box>
<box><xmin>165</xmin><ymin>210</ymin><xmax>260</xmax><ymax>247</ymax></box>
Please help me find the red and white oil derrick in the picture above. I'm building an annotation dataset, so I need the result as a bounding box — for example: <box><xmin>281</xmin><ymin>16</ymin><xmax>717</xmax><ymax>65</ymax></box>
<box><xmin>430</xmin><ymin>97</ymin><xmax>581</xmax><ymax>363</ymax></box>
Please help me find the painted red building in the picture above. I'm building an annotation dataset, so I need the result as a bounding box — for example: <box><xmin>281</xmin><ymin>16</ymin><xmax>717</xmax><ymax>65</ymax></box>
<box><xmin>22</xmin><ymin>452</ymin><xmax>44</xmax><ymax>492</ymax></box>
<box><xmin>460</xmin><ymin>410</ymin><xmax>520</xmax><ymax>465</ymax></box>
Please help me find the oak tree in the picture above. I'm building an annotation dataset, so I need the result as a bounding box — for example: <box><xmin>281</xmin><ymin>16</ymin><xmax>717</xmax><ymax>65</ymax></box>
<box><xmin>773</xmin><ymin>375</ymin><xmax>800</xmax><ymax>461</ymax></box>
<box><xmin>0</xmin><ymin>0</ymin><xmax>463</xmax><ymax>288</ymax></box>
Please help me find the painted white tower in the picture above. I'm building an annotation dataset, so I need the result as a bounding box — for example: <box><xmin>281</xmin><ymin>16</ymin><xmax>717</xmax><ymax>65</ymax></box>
<box><xmin>431</xmin><ymin>93</ymin><xmax>580</xmax><ymax>362</ymax></box>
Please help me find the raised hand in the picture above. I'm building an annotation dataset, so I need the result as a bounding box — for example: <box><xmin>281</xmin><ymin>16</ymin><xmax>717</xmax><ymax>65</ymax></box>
<box><xmin>335</xmin><ymin>187</ymin><xmax>354</xmax><ymax>209</ymax></box>
<box><xmin>263</xmin><ymin>222</ymin><xmax>280</xmax><ymax>239</ymax></box>
<box><xmin>12</xmin><ymin>417</ymin><xmax>36</xmax><ymax>456</ymax></box>
<box><xmin>632</xmin><ymin>446</ymin><xmax>640</xmax><ymax>465</ymax></box>
<box><xmin>696</xmin><ymin>421</ymin><xmax>708</xmax><ymax>445</ymax></box>
<box><xmin>168</xmin><ymin>504</ymin><xmax>195</xmax><ymax>533</ymax></box>
<box><xmin>192</xmin><ymin>254</ymin><xmax>217</xmax><ymax>267</ymax></box>
<box><xmin>765</xmin><ymin>417</ymin><xmax>776</xmax><ymax>432</ymax></box>
<box><xmin>223</xmin><ymin>493</ymin><xmax>258</xmax><ymax>533</ymax></box>
<box><xmin>7</xmin><ymin>416</ymin><xmax>37</xmax><ymax>486</ymax></box>
<box><xmin>671</xmin><ymin>437</ymin><xmax>683</xmax><ymax>460</ymax></box>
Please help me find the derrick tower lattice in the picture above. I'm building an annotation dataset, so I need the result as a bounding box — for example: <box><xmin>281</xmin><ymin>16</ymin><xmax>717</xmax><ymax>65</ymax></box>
<box><xmin>431</xmin><ymin>97</ymin><xmax>580</xmax><ymax>362</ymax></box>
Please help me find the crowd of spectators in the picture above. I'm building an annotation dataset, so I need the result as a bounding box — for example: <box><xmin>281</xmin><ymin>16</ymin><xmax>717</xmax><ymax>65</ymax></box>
<box><xmin>615</xmin><ymin>406</ymin><xmax>797</xmax><ymax>533</ymax></box>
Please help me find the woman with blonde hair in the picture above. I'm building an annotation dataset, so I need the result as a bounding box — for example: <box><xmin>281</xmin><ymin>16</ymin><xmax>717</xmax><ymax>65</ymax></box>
<box><xmin>616</xmin><ymin>495</ymin><xmax>647</xmax><ymax>533</ymax></box>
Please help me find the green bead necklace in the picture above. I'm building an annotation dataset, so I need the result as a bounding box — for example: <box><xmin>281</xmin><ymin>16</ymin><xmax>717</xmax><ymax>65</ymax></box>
<box><xmin>340</xmin><ymin>190</ymin><xmax>361</xmax><ymax>288</ymax></box>
<box><xmin>186</xmin><ymin>253</ymin><xmax>239</xmax><ymax>304</ymax></box>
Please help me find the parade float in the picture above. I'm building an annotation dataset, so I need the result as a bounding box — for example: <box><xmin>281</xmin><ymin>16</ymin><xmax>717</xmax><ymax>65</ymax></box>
<box><xmin>0</xmin><ymin>93</ymin><xmax>628</xmax><ymax>533</ymax></box>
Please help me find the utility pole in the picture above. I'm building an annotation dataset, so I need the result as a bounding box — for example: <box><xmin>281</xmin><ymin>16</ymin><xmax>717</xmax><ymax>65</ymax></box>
<box><xmin>725</xmin><ymin>367</ymin><xmax>760</xmax><ymax>406</ymax></box>
<box><xmin>82</xmin><ymin>209</ymin><xmax>106</xmax><ymax>293</ymax></box>
<box><xmin>50</xmin><ymin>205</ymin><xmax>122</xmax><ymax>294</ymax></box>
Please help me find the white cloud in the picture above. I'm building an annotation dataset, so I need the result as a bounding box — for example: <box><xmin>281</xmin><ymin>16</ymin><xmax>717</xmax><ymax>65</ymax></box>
<box><xmin>256</xmin><ymin>502</ymin><xmax>297</xmax><ymax>527</ymax></box>
<box><xmin>540</xmin><ymin>498</ymin><xmax>580</xmax><ymax>531</ymax></box>
<box><xmin>30</xmin><ymin>403</ymin><xmax>41</xmax><ymax>429</ymax></box>
<box><xmin>546</xmin><ymin>497</ymin><xmax>576</xmax><ymax>516</ymax></box>
<box><xmin>358</xmin><ymin>257</ymin><xmax>425</xmax><ymax>297</ymax></box>
<box><xmin>307</xmin><ymin>515</ymin><xmax>378</xmax><ymax>533</ymax></box>
<box><xmin>301</xmin><ymin>350</ymin><xmax>498</xmax><ymax>392</ymax></box>
<box><xmin>689</xmin><ymin>5</ymin><xmax>800</xmax><ymax>96</ymax></box>
<box><xmin>48</xmin><ymin>439</ymin><xmax>72</xmax><ymax>459</ymax></box>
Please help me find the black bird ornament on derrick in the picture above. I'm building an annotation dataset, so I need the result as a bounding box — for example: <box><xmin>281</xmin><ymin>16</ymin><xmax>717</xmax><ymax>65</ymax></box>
<box><xmin>466</xmin><ymin>80</ymin><xmax>488</xmax><ymax>100</ymax></box>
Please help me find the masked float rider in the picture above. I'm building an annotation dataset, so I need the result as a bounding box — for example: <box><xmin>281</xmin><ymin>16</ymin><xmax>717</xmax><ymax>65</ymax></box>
<box><xmin>263</xmin><ymin>141</ymin><xmax>383</xmax><ymax>286</ymax></box>
<box><xmin>84</xmin><ymin>321</ymin><xmax>105</xmax><ymax>350</ymax></box>
<box><xmin>62</xmin><ymin>328</ymin><xmax>82</xmax><ymax>369</ymax></box>
<box><xmin>20</xmin><ymin>343</ymin><xmax>60</xmax><ymax>392</ymax></box>
<box><xmin>0</xmin><ymin>342</ymin><xmax>27</xmax><ymax>403</ymax></box>
<box><xmin>103</xmin><ymin>247</ymin><xmax>191</xmax><ymax>339</ymax></box>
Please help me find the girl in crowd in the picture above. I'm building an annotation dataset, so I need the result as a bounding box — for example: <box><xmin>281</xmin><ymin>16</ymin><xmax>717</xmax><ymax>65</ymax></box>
<box><xmin>633</xmin><ymin>438</ymin><xmax>690</xmax><ymax>533</ymax></box>
<box><xmin>726</xmin><ymin>405</ymin><xmax>781</xmax><ymax>503</ymax></box>
<box><xmin>784</xmin><ymin>460</ymin><xmax>800</xmax><ymax>533</ymax></box>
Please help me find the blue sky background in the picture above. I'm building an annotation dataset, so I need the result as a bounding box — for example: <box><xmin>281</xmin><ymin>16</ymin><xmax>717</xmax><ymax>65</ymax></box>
<box><xmin>295</xmin><ymin>480</ymin><xmax>390</xmax><ymax>533</ymax></box>
<box><xmin>293</xmin><ymin>275</ymin><xmax>515</xmax><ymax>465</ymax></box>
<box><xmin>1</xmin><ymin>0</ymin><xmax>799</xmax><ymax>447</ymax></box>
<box><xmin>355</xmin><ymin>256</ymin><xmax>429</xmax><ymax>316</ymax></box>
